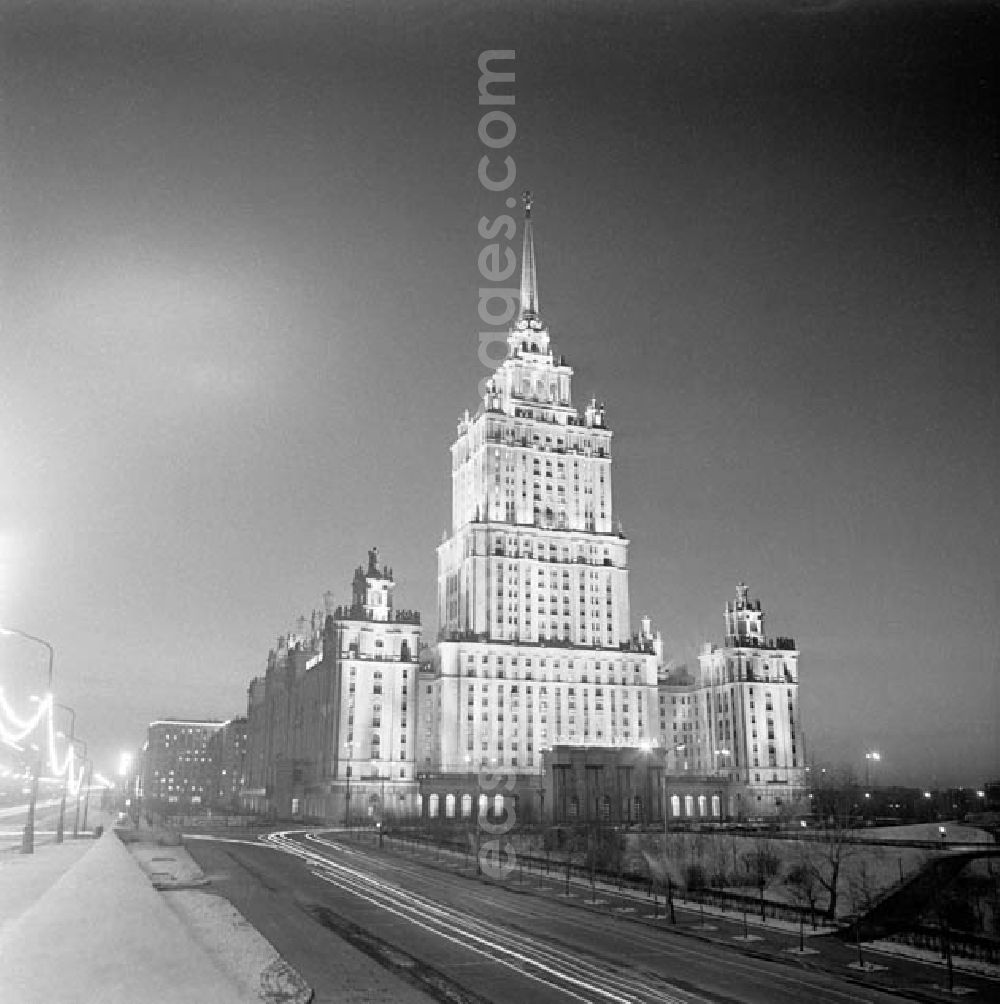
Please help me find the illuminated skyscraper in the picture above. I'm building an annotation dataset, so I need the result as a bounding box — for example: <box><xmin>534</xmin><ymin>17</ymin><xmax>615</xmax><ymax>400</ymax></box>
<box><xmin>426</xmin><ymin>194</ymin><xmax>661</xmax><ymax>782</ymax></box>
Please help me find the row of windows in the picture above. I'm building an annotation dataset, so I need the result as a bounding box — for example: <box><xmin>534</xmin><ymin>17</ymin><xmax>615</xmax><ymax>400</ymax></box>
<box><xmin>466</xmin><ymin>683</ymin><xmax>642</xmax><ymax>699</ymax></box>
<box><xmin>560</xmin><ymin>793</ymin><xmax>722</xmax><ymax>820</ymax></box>
<box><xmin>424</xmin><ymin>792</ymin><xmax>507</xmax><ymax>820</ymax></box>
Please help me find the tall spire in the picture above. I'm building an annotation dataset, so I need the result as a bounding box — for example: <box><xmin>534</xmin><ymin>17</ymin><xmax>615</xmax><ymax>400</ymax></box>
<box><xmin>519</xmin><ymin>190</ymin><xmax>539</xmax><ymax>321</ymax></box>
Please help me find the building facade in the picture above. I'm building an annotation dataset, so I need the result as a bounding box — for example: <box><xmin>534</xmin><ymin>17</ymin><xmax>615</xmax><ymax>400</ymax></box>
<box><xmin>242</xmin><ymin>548</ymin><xmax>422</xmax><ymax>822</ymax></box>
<box><xmin>142</xmin><ymin>718</ymin><xmax>227</xmax><ymax>815</ymax></box>
<box><xmin>542</xmin><ymin>745</ymin><xmax>738</xmax><ymax>826</ymax></box>
<box><xmin>696</xmin><ymin>582</ymin><xmax>804</xmax><ymax>814</ymax></box>
<box><xmin>207</xmin><ymin>716</ymin><xmax>248</xmax><ymax>812</ymax></box>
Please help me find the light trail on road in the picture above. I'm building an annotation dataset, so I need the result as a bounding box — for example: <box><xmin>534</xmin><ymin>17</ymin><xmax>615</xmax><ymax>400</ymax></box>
<box><xmin>0</xmin><ymin>798</ymin><xmax>62</xmax><ymax>820</ymax></box>
<box><xmin>188</xmin><ymin>828</ymin><xmax>918</xmax><ymax>1004</ymax></box>
<box><xmin>263</xmin><ymin>829</ymin><xmax>709</xmax><ymax>1004</ymax></box>
<box><xmin>288</xmin><ymin>832</ymin><xmax>901</xmax><ymax>1004</ymax></box>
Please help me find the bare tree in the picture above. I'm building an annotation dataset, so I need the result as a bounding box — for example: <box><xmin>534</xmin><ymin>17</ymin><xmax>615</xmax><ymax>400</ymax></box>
<box><xmin>743</xmin><ymin>837</ymin><xmax>781</xmax><ymax>921</ymax></box>
<box><xmin>847</xmin><ymin>857</ymin><xmax>881</xmax><ymax>917</ymax></box>
<box><xmin>807</xmin><ymin>766</ymin><xmax>860</xmax><ymax>920</ymax></box>
<box><xmin>785</xmin><ymin>840</ymin><xmax>822</xmax><ymax>930</ymax></box>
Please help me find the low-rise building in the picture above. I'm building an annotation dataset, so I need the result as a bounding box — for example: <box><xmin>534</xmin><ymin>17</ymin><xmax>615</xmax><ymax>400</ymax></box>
<box><xmin>142</xmin><ymin>718</ymin><xmax>227</xmax><ymax>815</ymax></box>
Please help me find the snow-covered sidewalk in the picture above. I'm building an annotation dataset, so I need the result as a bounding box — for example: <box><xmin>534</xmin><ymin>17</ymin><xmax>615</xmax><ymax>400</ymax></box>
<box><xmin>0</xmin><ymin>822</ymin><xmax>311</xmax><ymax>1004</ymax></box>
<box><xmin>126</xmin><ymin>832</ymin><xmax>312</xmax><ymax>1004</ymax></box>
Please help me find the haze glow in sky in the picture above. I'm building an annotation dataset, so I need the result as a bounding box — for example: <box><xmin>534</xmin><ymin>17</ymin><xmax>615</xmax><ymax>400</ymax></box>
<box><xmin>2</xmin><ymin>1</ymin><xmax>997</xmax><ymax>786</ymax></box>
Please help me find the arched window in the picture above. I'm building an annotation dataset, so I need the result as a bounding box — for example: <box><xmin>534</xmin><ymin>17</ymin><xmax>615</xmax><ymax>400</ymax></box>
<box><xmin>670</xmin><ymin>794</ymin><xmax>681</xmax><ymax>818</ymax></box>
<box><xmin>711</xmin><ymin>794</ymin><xmax>721</xmax><ymax>818</ymax></box>
<box><xmin>461</xmin><ymin>793</ymin><xmax>472</xmax><ymax>818</ymax></box>
<box><xmin>493</xmin><ymin>794</ymin><xmax>505</xmax><ymax>817</ymax></box>
<box><xmin>445</xmin><ymin>794</ymin><xmax>456</xmax><ymax>818</ymax></box>
<box><xmin>478</xmin><ymin>793</ymin><xmax>489</xmax><ymax>819</ymax></box>
<box><xmin>684</xmin><ymin>795</ymin><xmax>694</xmax><ymax>817</ymax></box>
<box><xmin>697</xmin><ymin>794</ymin><xmax>707</xmax><ymax>817</ymax></box>
<box><xmin>569</xmin><ymin>796</ymin><xmax>580</xmax><ymax>818</ymax></box>
<box><xmin>428</xmin><ymin>794</ymin><xmax>439</xmax><ymax>818</ymax></box>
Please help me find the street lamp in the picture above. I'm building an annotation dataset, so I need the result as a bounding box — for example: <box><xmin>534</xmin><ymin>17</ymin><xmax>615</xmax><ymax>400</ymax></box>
<box><xmin>370</xmin><ymin>760</ymin><xmax>387</xmax><ymax>815</ymax></box>
<box><xmin>370</xmin><ymin>758</ymin><xmax>388</xmax><ymax>848</ymax></box>
<box><xmin>54</xmin><ymin>703</ymin><xmax>76</xmax><ymax>843</ymax></box>
<box><xmin>80</xmin><ymin>756</ymin><xmax>93</xmax><ymax>832</ymax></box>
<box><xmin>0</xmin><ymin>626</ymin><xmax>55</xmax><ymax>855</ymax></box>
<box><xmin>71</xmin><ymin>739</ymin><xmax>88</xmax><ymax>839</ymax></box>
<box><xmin>864</xmin><ymin>749</ymin><xmax>881</xmax><ymax>789</ymax></box>
<box><xmin>343</xmin><ymin>742</ymin><xmax>352</xmax><ymax>829</ymax></box>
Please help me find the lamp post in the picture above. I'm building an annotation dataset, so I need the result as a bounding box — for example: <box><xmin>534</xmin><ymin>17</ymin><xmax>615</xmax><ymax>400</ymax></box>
<box><xmin>662</xmin><ymin>750</ymin><xmax>682</xmax><ymax>926</ymax></box>
<box><xmin>343</xmin><ymin>742</ymin><xmax>352</xmax><ymax>830</ymax></box>
<box><xmin>370</xmin><ymin>759</ymin><xmax>388</xmax><ymax>848</ymax></box>
<box><xmin>54</xmin><ymin>703</ymin><xmax>76</xmax><ymax>843</ymax></box>
<box><xmin>71</xmin><ymin>739</ymin><xmax>87</xmax><ymax>839</ymax></box>
<box><xmin>81</xmin><ymin>758</ymin><xmax>92</xmax><ymax>832</ymax></box>
<box><xmin>864</xmin><ymin>749</ymin><xmax>881</xmax><ymax>789</ymax></box>
<box><xmin>0</xmin><ymin>627</ymin><xmax>55</xmax><ymax>855</ymax></box>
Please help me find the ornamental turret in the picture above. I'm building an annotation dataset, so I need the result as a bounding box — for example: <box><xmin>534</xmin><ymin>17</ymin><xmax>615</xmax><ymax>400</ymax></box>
<box><xmin>351</xmin><ymin>546</ymin><xmax>394</xmax><ymax>622</ymax></box>
<box><xmin>724</xmin><ymin>581</ymin><xmax>765</xmax><ymax>646</ymax></box>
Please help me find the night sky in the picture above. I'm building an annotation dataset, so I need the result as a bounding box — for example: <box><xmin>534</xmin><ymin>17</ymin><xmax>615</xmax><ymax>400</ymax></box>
<box><xmin>2</xmin><ymin>1</ymin><xmax>997</xmax><ymax>786</ymax></box>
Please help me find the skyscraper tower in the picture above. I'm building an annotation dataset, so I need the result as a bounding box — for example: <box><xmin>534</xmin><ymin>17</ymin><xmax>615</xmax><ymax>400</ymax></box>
<box><xmin>437</xmin><ymin>193</ymin><xmax>630</xmax><ymax>647</ymax></box>
<box><xmin>426</xmin><ymin>195</ymin><xmax>660</xmax><ymax>779</ymax></box>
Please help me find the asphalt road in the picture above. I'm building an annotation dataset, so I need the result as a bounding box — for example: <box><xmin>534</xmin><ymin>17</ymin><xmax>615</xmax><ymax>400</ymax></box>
<box><xmin>183</xmin><ymin>829</ymin><xmax>960</xmax><ymax>1004</ymax></box>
